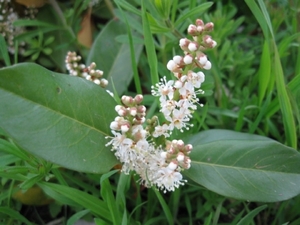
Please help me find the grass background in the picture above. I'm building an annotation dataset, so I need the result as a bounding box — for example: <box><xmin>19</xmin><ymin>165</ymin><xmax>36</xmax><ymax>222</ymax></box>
<box><xmin>0</xmin><ymin>0</ymin><xmax>300</xmax><ymax>224</ymax></box>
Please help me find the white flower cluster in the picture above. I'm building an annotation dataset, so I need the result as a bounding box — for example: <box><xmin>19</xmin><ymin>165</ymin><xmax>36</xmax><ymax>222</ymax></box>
<box><xmin>65</xmin><ymin>51</ymin><xmax>108</xmax><ymax>88</ymax></box>
<box><xmin>151</xmin><ymin>19</ymin><xmax>217</xmax><ymax>135</ymax></box>
<box><xmin>106</xmin><ymin>19</ymin><xmax>216</xmax><ymax>193</ymax></box>
<box><xmin>106</xmin><ymin>95</ymin><xmax>192</xmax><ymax>193</ymax></box>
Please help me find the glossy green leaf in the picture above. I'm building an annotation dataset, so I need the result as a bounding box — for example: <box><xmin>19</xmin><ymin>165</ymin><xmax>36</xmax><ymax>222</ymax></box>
<box><xmin>184</xmin><ymin>129</ymin><xmax>300</xmax><ymax>202</ymax></box>
<box><xmin>0</xmin><ymin>63</ymin><xmax>118</xmax><ymax>174</ymax></box>
<box><xmin>87</xmin><ymin>20</ymin><xmax>143</xmax><ymax>96</ymax></box>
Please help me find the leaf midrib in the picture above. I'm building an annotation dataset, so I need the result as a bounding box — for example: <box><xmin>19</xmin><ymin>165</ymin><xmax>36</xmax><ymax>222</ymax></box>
<box><xmin>0</xmin><ymin>89</ymin><xmax>110</xmax><ymax>137</ymax></box>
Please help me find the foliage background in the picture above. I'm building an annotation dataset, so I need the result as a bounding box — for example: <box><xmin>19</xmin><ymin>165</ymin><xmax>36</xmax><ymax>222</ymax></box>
<box><xmin>0</xmin><ymin>0</ymin><xmax>300</xmax><ymax>224</ymax></box>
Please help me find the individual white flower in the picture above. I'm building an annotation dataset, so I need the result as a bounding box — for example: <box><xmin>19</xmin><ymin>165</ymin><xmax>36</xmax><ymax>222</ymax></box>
<box><xmin>151</xmin><ymin>77</ymin><xmax>175</xmax><ymax>102</ymax></box>
<box><xmin>187</xmin><ymin>71</ymin><xmax>205</xmax><ymax>88</ymax></box>
<box><xmin>160</xmin><ymin>99</ymin><xmax>176</xmax><ymax>117</ymax></box>
<box><xmin>154</xmin><ymin>167</ymin><xmax>186</xmax><ymax>193</ymax></box>
<box><xmin>166</xmin><ymin>108</ymin><xmax>191</xmax><ymax>131</ymax></box>
<box><xmin>153</xmin><ymin>124</ymin><xmax>170</xmax><ymax>138</ymax></box>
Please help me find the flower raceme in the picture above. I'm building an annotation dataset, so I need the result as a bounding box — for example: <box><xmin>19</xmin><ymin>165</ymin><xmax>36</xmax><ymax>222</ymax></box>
<box><xmin>106</xmin><ymin>19</ymin><xmax>217</xmax><ymax>192</ymax></box>
<box><xmin>65</xmin><ymin>51</ymin><xmax>108</xmax><ymax>87</ymax></box>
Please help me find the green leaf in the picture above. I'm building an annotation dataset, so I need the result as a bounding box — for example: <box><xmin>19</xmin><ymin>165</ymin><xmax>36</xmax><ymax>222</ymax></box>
<box><xmin>174</xmin><ymin>2</ymin><xmax>213</xmax><ymax>26</ymax></box>
<box><xmin>66</xmin><ymin>209</ymin><xmax>90</xmax><ymax>225</ymax></box>
<box><xmin>0</xmin><ymin>63</ymin><xmax>118</xmax><ymax>174</ymax></box>
<box><xmin>39</xmin><ymin>182</ymin><xmax>112</xmax><ymax>222</ymax></box>
<box><xmin>13</xmin><ymin>19</ymin><xmax>60</xmax><ymax>28</ymax></box>
<box><xmin>100</xmin><ymin>170</ymin><xmax>121</xmax><ymax>225</ymax></box>
<box><xmin>236</xmin><ymin>205</ymin><xmax>267</xmax><ymax>225</ymax></box>
<box><xmin>257</xmin><ymin>41</ymin><xmax>271</xmax><ymax>105</ymax></box>
<box><xmin>184</xmin><ymin>129</ymin><xmax>300</xmax><ymax>202</ymax></box>
<box><xmin>142</xmin><ymin>1</ymin><xmax>159</xmax><ymax>85</ymax></box>
<box><xmin>0</xmin><ymin>207</ymin><xmax>33</xmax><ymax>225</ymax></box>
<box><xmin>153</xmin><ymin>0</ymin><xmax>172</xmax><ymax>19</ymax></box>
<box><xmin>0</xmin><ymin>35</ymin><xmax>11</xmax><ymax>66</ymax></box>
<box><xmin>87</xmin><ymin>20</ymin><xmax>143</xmax><ymax>96</ymax></box>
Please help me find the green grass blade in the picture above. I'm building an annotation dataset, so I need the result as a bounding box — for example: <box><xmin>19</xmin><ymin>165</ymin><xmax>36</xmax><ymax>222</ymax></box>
<box><xmin>273</xmin><ymin>42</ymin><xmax>297</xmax><ymax>147</ymax></box>
<box><xmin>0</xmin><ymin>35</ymin><xmax>11</xmax><ymax>66</ymax></box>
<box><xmin>38</xmin><ymin>182</ymin><xmax>112</xmax><ymax>222</ymax></box>
<box><xmin>66</xmin><ymin>209</ymin><xmax>90</xmax><ymax>225</ymax></box>
<box><xmin>116</xmin><ymin>2</ymin><xmax>142</xmax><ymax>94</ymax></box>
<box><xmin>152</xmin><ymin>188</ymin><xmax>174</xmax><ymax>225</ymax></box>
<box><xmin>100</xmin><ymin>170</ymin><xmax>120</xmax><ymax>225</ymax></box>
<box><xmin>236</xmin><ymin>205</ymin><xmax>267</xmax><ymax>225</ymax></box>
<box><xmin>244</xmin><ymin>0</ymin><xmax>269</xmax><ymax>40</ymax></box>
<box><xmin>174</xmin><ymin>2</ymin><xmax>213</xmax><ymax>26</ymax></box>
<box><xmin>142</xmin><ymin>0</ymin><xmax>159</xmax><ymax>85</ymax></box>
<box><xmin>257</xmin><ymin>40</ymin><xmax>271</xmax><ymax>105</ymax></box>
<box><xmin>0</xmin><ymin>207</ymin><xmax>33</xmax><ymax>225</ymax></box>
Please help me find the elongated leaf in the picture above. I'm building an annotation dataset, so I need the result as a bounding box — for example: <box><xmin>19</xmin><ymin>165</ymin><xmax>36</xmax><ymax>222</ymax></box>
<box><xmin>174</xmin><ymin>2</ymin><xmax>213</xmax><ymax>26</ymax></box>
<box><xmin>184</xmin><ymin>129</ymin><xmax>300</xmax><ymax>202</ymax></box>
<box><xmin>237</xmin><ymin>205</ymin><xmax>267</xmax><ymax>225</ymax></box>
<box><xmin>39</xmin><ymin>182</ymin><xmax>112</xmax><ymax>222</ymax></box>
<box><xmin>257</xmin><ymin>41</ymin><xmax>271</xmax><ymax>105</ymax></box>
<box><xmin>87</xmin><ymin>20</ymin><xmax>143</xmax><ymax>96</ymax></box>
<box><xmin>13</xmin><ymin>19</ymin><xmax>60</xmax><ymax>28</ymax></box>
<box><xmin>0</xmin><ymin>35</ymin><xmax>11</xmax><ymax>66</ymax></box>
<box><xmin>66</xmin><ymin>209</ymin><xmax>90</xmax><ymax>225</ymax></box>
<box><xmin>0</xmin><ymin>207</ymin><xmax>33</xmax><ymax>225</ymax></box>
<box><xmin>0</xmin><ymin>63</ymin><xmax>118</xmax><ymax>173</ymax></box>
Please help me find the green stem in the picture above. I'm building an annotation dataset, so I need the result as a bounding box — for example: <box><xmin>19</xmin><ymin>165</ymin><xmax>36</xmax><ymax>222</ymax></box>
<box><xmin>48</xmin><ymin>0</ymin><xmax>76</xmax><ymax>39</ymax></box>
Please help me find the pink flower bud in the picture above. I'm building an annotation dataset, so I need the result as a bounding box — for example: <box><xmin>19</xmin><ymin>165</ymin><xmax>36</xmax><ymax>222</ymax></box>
<box><xmin>134</xmin><ymin>94</ymin><xmax>143</xmax><ymax>104</ymax></box>
<box><xmin>203</xmin><ymin>61</ymin><xmax>212</xmax><ymax>70</ymax></box>
<box><xmin>168</xmin><ymin>161</ymin><xmax>178</xmax><ymax>171</ymax></box>
<box><xmin>199</xmin><ymin>55</ymin><xmax>208</xmax><ymax>65</ymax></box>
<box><xmin>177</xmin><ymin>140</ymin><xmax>184</xmax><ymax>147</ymax></box>
<box><xmin>211</xmin><ymin>40</ymin><xmax>217</xmax><ymax>48</ymax></box>
<box><xmin>204</xmin><ymin>22</ymin><xmax>214</xmax><ymax>32</ymax></box>
<box><xmin>183</xmin><ymin>55</ymin><xmax>193</xmax><ymax>64</ymax></box>
<box><xmin>100</xmin><ymin>79</ymin><xmax>108</xmax><ymax>87</ymax></box>
<box><xmin>197</xmin><ymin>71</ymin><xmax>205</xmax><ymax>83</ymax></box>
<box><xmin>94</xmin><ymin>79</ymin><xmax>100</xmax><ymax>85</ymax></box>
<box><xmin>188</xmin><ymin>42</ymin><xmax>198</xmax><ymax>52</ymax></box>
<box><xmin>187</xmin><ymin>24</ymin><xmax>197</xmax><ymax>35</ymax></box>
<box><xmin>121</xmin><ymin>124</ymin><xmax>130</xmax><ymax>133</ymax></box>
<box><xmin>196</xmin><ymin>26</ymin><xmax>203</xmax><ymax>33</ymax></box>
<box><xmin>173</xmin><ymin>55</ymin><xmax>182</xmax><ymax>64</ymax></box>
<box><xmin>174</xmin><ymin>80</ymin><xmax>183</xmax><ymax>88</ymax></box>
<box><xmin>161</xmin><ymin>152</ymin><xmax>167</xmax><ymax>159</ymax></box>
<box><xmin>110</xmin><ymin>121</ymin><xmax>119</xmax><ymax>130</ymax></box>
<box><xmin>167</xmin><ymin>60</ymin><xmax>177</xmax><ymax>71</ymax></box>
<box><xmin>177</xmin><ymin>152</ymin><xmax>185</xmax><ymax>162</ymax></box>
<box><xmin>130</xmin><ymin>107</ymin><xmax>137</xmax><ymax>116</ymax></box>
<box><xmin>195</xmin><ymin>19</ymin><xmax>204</xmax><ymax>26</ymax></box>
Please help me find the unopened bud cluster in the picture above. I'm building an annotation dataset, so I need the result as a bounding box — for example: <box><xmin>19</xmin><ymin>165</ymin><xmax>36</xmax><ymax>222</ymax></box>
<box><xmin>107</xmin><ymin>19</ymin><xmax>216</xmax><ymax>193</ymax></box>
<box><xmin>0</xmin><ymin>0</ymin><xmax>26</xmax><ymax>54</ymax></box>
<box><xmin>65</xmin><ymin>51</ymin><xmax>108</xmax><ymax>88</ymax></box>
<box><xmin>151</xmin><ymin>19</ymin><xmax>217</xmax><ymax>136</ymax></box>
